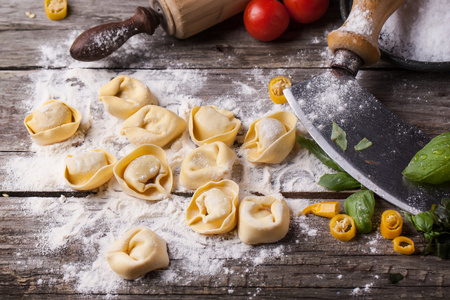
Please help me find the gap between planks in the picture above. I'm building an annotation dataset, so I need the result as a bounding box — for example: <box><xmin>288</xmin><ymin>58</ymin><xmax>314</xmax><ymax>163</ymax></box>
<box><xmin>0</xmin><ymin>190</ymin><xmax>354</xmax><ymax>199</ymax></box>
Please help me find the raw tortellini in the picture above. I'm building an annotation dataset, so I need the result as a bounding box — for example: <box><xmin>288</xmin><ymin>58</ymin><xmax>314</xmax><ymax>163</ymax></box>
<box><xmin>180</xmin><ymin>141</ymin><xmax>236</xmax><ymax>190</ymax></box>
<box><xmin>99</xmin><ymin>75</ymin><xmax>158</xmax><ymax>120</ymax></box>
<box><xmin>106</xmin><ymin>226</ymin><xmax>169</xmax><ymax>280</ymax></box>
<box><xmin>186</xmin><ymin>180</ymin><xmax>239</xmax><ymax>234</ymax></box>
<box><xmin>189</xmin><ymin>105</ymin><xmax>241</xmax><ymax>147</ymax></box>
<box><xmin>64</xmin><ymin>149</ymin><xmax>117</xmax><ymax>190</ymax></box>
<box><xmin>121</xmin><ymin>105</ymin><xmax>186</xmax><ymax>147</ymax></box>
<box><xmin>242</xmin><ymin>111</ymin><xmax>297</xmax><ymax>164</ymax></box>
<box><xmin>114</xmin><ymin>144</ymin><xmax>173</xmax><ymax>201</ymax></box>
<box><xmin>24</xmin><ymin>100</ymin><xmax>82</xmax><ymax>145</ymax></box>
<box><xmin>238</xmin><ymin>196</ymin><xmax>290</xmax><ymax>245</ymax></box>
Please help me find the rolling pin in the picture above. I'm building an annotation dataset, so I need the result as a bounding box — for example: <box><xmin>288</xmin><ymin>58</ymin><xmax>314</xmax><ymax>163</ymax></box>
<box><xmin>70</xmin><ymin>0</ymin><xmax>251</xmax><ymax>61</ymax></box>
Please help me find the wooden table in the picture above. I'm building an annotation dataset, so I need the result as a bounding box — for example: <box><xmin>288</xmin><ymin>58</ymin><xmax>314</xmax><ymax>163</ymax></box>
<box><xmin>1</xmin><ymin>0</ymin><xmax>449</xmax><ymax>298</ymax></box>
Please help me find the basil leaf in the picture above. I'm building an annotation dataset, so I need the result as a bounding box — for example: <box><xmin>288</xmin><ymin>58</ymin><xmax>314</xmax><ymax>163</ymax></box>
<box><xmin>354</xmin><ymin>138</ymin><xmax>373</xmax><ymax>151</ymax></box>
<box><xmin>318</xmin><ymin>172</ymin><xmax>361</xmax><ymax>191</ymax></box>
<box><xmin>404</xmin><ymin>211</ymin><xmax>435</xmax><ymax>234</ymax></box>
<box><xmin>433</xmin><ymin>198</ymin><xmax>450</xmax><ymax>230</ymax></box>
<box><xmin>424</xmin><ymin>231</ymin><xmax>441</xmax><ymax>241</ymax></box>
<box><xmin>331</xmin><ymin>121</ymin><xmax>347</xmax><ymax>151</ymax></box>
<box><xmin>297</xmin><ymin>135</ymin><xmax>344</xmax><ymax>172</ymax></box>
<box><xmin>402</xmin><ymin>132</ymin><xmax>450</xmax><ymax>184</ymax></box>
<box><xmin>404</xmin><ymin>198</ymin><xmax>450</xmax><ymax>259</ymax></box>
<box><xmin>344</xmin><ymin>190</ymin><xmax>375</xmax><ymax>234</ymax></box>
<box><xmin>388</xmin><ymin>273</ymin><xmax>404</xmax><ymax>284</ymax></box>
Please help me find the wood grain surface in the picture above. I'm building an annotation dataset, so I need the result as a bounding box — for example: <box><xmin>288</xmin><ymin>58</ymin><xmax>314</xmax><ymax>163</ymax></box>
<box><xmin>0</xmin><ymin>0</ymin><xmax>449</xmax><ymax>298</ymax></box>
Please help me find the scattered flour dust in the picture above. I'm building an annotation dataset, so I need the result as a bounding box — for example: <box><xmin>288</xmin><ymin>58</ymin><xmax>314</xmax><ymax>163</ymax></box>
<box><xmin>8</xmin><ymin>31</ymin><xmax>336</xmax><ymax>295</ymax></box>
<box><xmin>350</xmin><ymin>282</ymin><xmax>374</xmax><ymax>296</ymax></box>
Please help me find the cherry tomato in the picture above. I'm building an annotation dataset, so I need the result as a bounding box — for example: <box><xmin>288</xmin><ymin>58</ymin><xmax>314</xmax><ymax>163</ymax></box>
<box><xmin>283</xmin><ymin>0</ymin><xmax>329</xmax><ymax>24</ymax></box>
<box><xmin>244</xmin><ymin>0</ymin><xmax>290</xmax><ymax>42</ymax></box>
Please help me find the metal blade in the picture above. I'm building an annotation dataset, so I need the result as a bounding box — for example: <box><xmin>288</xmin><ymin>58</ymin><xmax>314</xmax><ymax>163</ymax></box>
<box><xmin>284</xmin><ymin>70</ymin><xmax>450</xmax><ymax>213</ymax></box>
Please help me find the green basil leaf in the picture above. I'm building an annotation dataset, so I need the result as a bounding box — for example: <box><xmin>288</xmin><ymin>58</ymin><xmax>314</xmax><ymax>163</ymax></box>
<box><xmin>403</xmin><ymin>211</ymin><xmax>414</xmax><ymax>226</ymax></box>
<box><xmin>344</xmin><ymin>190</ymin><xmax>375</xmax><ymax>234</ymax></box>
<box><xmin>433</xmin><ymin>198</ymin><xmax>450</xmax><ymax>230</ymax></box>
<box><xmin>354</xmin><ymin>138</ymin><xmax>373</xmax><ymax>151</ymax></box>
<box><xmin>402</xmin><ymin>132</ymin><xmax>450</xmax><ymax>184</ymax></box>
<box><xmin>318</xmin><ymin>172</ymin><xmax>361</xmax><ymax>191</ymax></box>
<box><xmin>388</xmin><ymin>273</ymin><xmax>404</xmax><ymax>284</ymax></box>
<box><xmin>297</xmin><ymin>135</ymin><xmax>344</xmax><ymax>172</ymax></box>
<box><xmin>331</xmin><ymin>121</ymin><xmax>347</xmax><ymax>151</ymax></box>
<box><xmin>424</xmin><ymin>231</ymin><xmax>440</xmax><ymax>241</ymax></box>
<box><xmin>404</xmin><ymin>211</ymin><xmax>435</xmax><ymax>234</ymax></box>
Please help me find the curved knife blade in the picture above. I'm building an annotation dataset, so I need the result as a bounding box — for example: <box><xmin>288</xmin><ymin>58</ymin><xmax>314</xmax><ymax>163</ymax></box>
<box><xmin>284</xmin><ymin>70</ymin><xmax>450</xmax><ymax>213</ymax></box>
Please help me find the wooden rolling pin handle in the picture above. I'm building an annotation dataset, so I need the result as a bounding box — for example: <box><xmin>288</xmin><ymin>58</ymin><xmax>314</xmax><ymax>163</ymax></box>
<box><xmin>327</xmin><ymin>0</ymin><xmax>404</xmax><ymax>67</ymax></box>
<box><xmin>70</xmin><ymin>7</ymin><xmax>161</xmax><ymax>62</ymax></box>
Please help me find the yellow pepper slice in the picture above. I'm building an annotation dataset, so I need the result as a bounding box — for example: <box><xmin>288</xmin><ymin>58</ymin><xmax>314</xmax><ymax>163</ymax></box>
<box><xmin>380</xmin><ymin>210</ymin><xmax>403</xmax><ymax>239</ymax></box>
<box><xmin>329</xmin><ymin>214</ymin><xmax>356</xmax><ymax>241</ymax></box>
<box><xmin>269</xmin><ymin>76</ymin><xmax>291</xmax><ymax>104</ymax></box>
<box><xmin>302</xmin><ymin>201</ymin><xmax>340</xmax><ymax>218</ymax></box>
<box><xmin>393</xmin><ymin>236</ymin><xmax>415</xmax><ymax>255</ymax></box>
<box><xmin>45</xmin><ymin>0</ymin><xmax>67</xmax><ymax>21</ymax></box>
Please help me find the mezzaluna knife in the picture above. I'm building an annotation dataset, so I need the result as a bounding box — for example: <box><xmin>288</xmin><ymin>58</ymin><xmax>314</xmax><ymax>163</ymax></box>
<box><xmin>284</xmin><ymin>0</ymin><xmax>450</xmax><ymax>213</ymax></box>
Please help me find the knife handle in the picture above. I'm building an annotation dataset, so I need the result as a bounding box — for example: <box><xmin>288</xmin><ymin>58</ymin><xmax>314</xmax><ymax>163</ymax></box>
<box><xmin>70</xmin><ymin>7</ymin><xmax>160</xmax><ymax>62</ymax></box>
<box><xmin>327</xmin><ymin>0</ymin><xmax>404</xmax><ymax>66</ymax></box>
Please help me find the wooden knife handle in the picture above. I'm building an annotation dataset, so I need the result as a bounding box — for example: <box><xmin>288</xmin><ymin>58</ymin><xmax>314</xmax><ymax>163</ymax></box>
<box><xmin>327</xmin><ymin>0</ymin><xmax>404</xmax><ymax>66</ymax></box>
<box><xmin>70</xmin><ymin>7</ymin><xmax>160</xmax><ymax>62</ymax></box>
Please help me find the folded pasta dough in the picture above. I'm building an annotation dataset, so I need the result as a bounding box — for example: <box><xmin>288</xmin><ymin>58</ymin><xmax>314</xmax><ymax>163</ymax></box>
<box><xmin>189</xmin><ymin>106</ymin><xmax>241</xmax><ymax>147</ymax></box>
<box><xmin>64</xmin><ymin>149</ymin><xmax>117</xmax><ymax>190</ymax></box>
<box><xmin>106</xmin><ymin>226</ymin><xmax>169</xmax><ymax>280</ymax></box>
<box><xmin>180</xmin><ymin>141</ymin><xmax>236</xmax><ymax>190</ymax></box>
<box><xmin>113</xmin><ymin>144</ymin><xmax>173</xmax><ymax>201</ymax></box>
<box><xmin>99</xmin><ymin>75</ymin><xmax>158</xmax><ymax>120</ymax></box>
<box><xmin>24</xmin><ymin>100</ymin><xmax>82</xmax><ymax>145</ymax></box>
<box><xmin>238</xmin><ymin>196</ymin><xmax>290</xmax><ymax>245</ymax></box>
<box><xmin>242</xmin><ymin>111</ymin><xmax>297</xmax><ymax>164</ymax></box>
<box><xmin>121</xmin><ymin>105</ymin><xmax>186</xmax><ymax>147</ymax></box>
<box><xmin>186</xmin><ymin>180</ymin><xmax>239</xmax><ymax>234</ymax></box>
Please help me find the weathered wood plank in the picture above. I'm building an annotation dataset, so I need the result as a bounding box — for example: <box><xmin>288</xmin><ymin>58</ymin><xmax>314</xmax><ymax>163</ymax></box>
<box><xmin>0</xmin><ymin>197</ymin><xmax>448</xmax><ymax>298</ymax></box>
<box><xmin>0</xmin><ymin>25</ymin><xmax>335</xmax><ymax>70</ymax></box>
<box><xmin>0</xmin><ymin>1</ymin><xmax>401</xmax><ymax>71</ymax></box>
<box><xmin>0</xmin><ymin>1</ymin><xmax>147</xmax><ymax>31</ymax></box>
<box><xmin>1</xmin><ymin>0</ymin><xmax>449</xmax><ymax>298</ymax></box>
<box><xmin>1</xmin><ymin>69</ymin><xmax>448</xmax><ymax>152</ymax></box>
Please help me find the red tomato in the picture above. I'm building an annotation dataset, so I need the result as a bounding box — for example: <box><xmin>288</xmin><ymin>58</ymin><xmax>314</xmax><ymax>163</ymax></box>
<box><xmin>283</xmin><ymin>0</ymin><xmax>329</xmax><ymax>24</ymax></box>
<box><xmin>244</xmin><ymin>0</ymin><xmax>290</xmax><ymax>42</ymax></box>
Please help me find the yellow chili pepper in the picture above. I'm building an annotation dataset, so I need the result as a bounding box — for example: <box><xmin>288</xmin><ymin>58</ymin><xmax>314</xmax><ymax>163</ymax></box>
<box><xmin>329</xmin><ymin>214</ymin><xmax>356</xmax><ymax>241</ymax></box>
<box><xmin>380</xmin><ymin>210</ymin><xmax>403</xmax><ymax>239</ymax></box>
<box><xmin>393</xmin><ymin>236</ymin><xmax>415</xmax><ymax>255</ymax></box>
<box><xmin>269</xmin><ymin>76</ymin><xmax>291</xmax><ymax>104</ymax></box>
<box><xmin>302</xmin><ymin>201</ymin><xmax>340</xmax><ymax>218</ymax></box>
<box><xmin>45</xmin><ymin>0</ymin><xmax>67</xmax><ymax>21</ymax></box>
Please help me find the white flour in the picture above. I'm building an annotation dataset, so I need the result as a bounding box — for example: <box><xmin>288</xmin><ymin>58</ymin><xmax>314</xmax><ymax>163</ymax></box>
<box><xmin>380</xmin><ymin>0</ymin><xmax>450</xmax><ymax>62</ymax></box>
<box><xmin>8</xmin><ymin>31</ymin><xmax>336</xmax><ymax>294</ymax></box>
<box><xmin>341</xmin><ymin>2</ymin><xmax>373</xmax><ymax>37</ymax></box>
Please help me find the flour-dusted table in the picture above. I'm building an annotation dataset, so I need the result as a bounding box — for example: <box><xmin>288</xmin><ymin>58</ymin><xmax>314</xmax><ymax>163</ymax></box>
<box><xmin>1</xmin><ymin>1</ymin><xmax>449</xmax><ymax>298</ymax></box>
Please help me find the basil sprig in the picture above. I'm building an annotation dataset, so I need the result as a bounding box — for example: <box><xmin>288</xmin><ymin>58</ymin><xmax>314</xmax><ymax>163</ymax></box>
<box><xmin>404</xmin><ymin>198</ymin><xmax>450</xmax><ymax>258</ymax></box>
